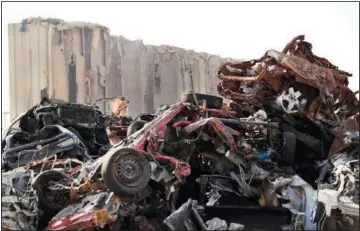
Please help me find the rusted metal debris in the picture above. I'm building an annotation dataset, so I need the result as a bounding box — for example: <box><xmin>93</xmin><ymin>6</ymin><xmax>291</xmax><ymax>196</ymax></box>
<box><xmin>1</xmin><ymin>35</ymin><xmax>359</xmax><ymax>231</ymax></box>
<box><xmin>217</xmin><ymin>35</ymin><xmax>359</xmax><ymax>127</ymax></box>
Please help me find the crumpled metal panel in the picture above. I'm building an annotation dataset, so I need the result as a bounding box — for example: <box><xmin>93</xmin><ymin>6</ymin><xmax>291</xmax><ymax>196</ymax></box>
<box><xmin>8</xmin><ymin>17</ymin><xmax>239</xmax><ymax>119</ymax></box>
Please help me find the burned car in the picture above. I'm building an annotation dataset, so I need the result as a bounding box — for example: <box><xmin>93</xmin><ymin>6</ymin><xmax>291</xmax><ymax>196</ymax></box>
<box><xmin>1</xmin><ymin>156</ymin><xmax>84</xmax><ymax>230</ymax></box>
<box><xmin>16</xmin><ymin>97</ymin><xmax>109</xmax><ymax>154</ymax></box>
<box><xmin>2</xmin><ymin>125</ymin><xmax>90</xmax><ymax>171</ymax></box>
<box><xmin>1</xmin><ymin>98</ymin><xmax>111</xmax><ymax>169</ymax></box>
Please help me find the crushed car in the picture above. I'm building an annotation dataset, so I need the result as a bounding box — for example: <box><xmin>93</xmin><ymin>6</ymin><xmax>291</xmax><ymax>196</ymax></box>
<box><xmin>2</xmin><ymin>125</ymin><xmax>90</xmax><ymax>171</ymax></box>
<box><xmin>1</xmin><ymin>97</ymin><xmax>110</xmax><ymax>158</ymax></box>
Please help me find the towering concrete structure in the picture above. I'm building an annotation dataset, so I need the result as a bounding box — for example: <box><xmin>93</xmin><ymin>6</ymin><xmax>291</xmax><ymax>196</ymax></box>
<box><xmin>8</xmin><ymin>18</ymin><xmax>237</xmax><ymax>118</ymax></box>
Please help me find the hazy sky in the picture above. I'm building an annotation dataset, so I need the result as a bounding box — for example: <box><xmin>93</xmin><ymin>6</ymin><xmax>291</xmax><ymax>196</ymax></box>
<box><xmin>1</xmin><ymin>2</ymin><xmax>359</xmax><ymax>112</ymax></box>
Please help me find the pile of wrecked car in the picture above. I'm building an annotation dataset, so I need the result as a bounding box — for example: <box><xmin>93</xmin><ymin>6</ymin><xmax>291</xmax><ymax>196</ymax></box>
<box><xmin>1</xmin><ymin>35</ymin><xmax>359</xmax><ymax>231</ymax></box>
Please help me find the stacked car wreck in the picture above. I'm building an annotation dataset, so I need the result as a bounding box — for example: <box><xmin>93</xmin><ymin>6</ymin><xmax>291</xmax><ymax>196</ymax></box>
<box><xmin>1</xmin><ymin>35</ymin><xmax>359</xmax><ymax>231</ymax></box>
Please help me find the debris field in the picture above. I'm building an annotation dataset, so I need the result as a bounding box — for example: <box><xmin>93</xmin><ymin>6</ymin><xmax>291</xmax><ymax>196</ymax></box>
<box><xmin>1</xmin><ymin>35</ymin><xmax>359</xmax><ymax>231</ymax></box>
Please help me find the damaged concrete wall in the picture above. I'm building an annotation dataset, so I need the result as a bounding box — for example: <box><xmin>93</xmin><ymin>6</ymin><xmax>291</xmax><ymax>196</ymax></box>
<box><xmin>8</xmin><ymin>18</ymin><xmax>237</xmax><ymax>118</ymax></box>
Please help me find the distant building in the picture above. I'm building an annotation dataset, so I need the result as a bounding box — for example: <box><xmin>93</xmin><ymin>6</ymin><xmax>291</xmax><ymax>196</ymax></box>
<box><xmin>8</xmin><ymin>17</ymin><xmax>239</xmax><ymax>119</ymax></box>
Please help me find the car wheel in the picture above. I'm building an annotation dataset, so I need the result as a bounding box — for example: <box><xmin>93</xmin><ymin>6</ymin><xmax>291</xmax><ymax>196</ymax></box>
<box><xmin>31</xmin><ymin>170</ymin><xmax>70</xmax><ymax>214</ymax></box>
<box><xmin>101</xmin><ymin>148</ymin><xmax>151</xmax><ymax>196</ymax></box>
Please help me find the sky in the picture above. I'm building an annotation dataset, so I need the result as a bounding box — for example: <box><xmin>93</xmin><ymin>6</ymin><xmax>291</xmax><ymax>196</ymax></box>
<box><xmin>1</xmin><ymin>1</ymin><xmax>359</xmax><ymax>112</ymax></box>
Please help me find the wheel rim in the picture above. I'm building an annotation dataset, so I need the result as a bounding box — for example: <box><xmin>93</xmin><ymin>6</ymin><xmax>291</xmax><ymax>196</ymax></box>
<box><xmin>114</xmin><ymin>154</ymin><xmax>144</xmax><ymax>187</ymax></box>
<box><xmin>276</xmin><ymin>87</ymin><xmax>307</xmax><ymax>114</ymax></box>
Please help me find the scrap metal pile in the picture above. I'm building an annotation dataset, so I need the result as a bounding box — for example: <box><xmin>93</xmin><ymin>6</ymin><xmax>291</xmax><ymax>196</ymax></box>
<box><xmin>1</xmin><ymin>35</ymin><xmax>359</xmax><ymax>231</ymax></box>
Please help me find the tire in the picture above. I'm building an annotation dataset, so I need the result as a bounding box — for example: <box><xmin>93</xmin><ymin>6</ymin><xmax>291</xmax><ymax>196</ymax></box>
<box><xmin>31</xmin><ymin>170</ymin><xmax>70</xmax><ymax>214</ymax></box>
<box><xmin>101</xmin><ymin>148</ymin><xmax>151</xmax><ymax>196</ymax></box>
<box><xmin>181</xmin><ymin>92</ymin><xmax>223</xmax><ymax>109</ymax></box>
<box><xmin>127</xmin><ymin>120</ymin><xmax>147</xmax><ymax>137</ymax></box>
<box><xmin>282</xmin><ymin>132</ymin><xmax>296</xmax><ymax>164</ymax></box>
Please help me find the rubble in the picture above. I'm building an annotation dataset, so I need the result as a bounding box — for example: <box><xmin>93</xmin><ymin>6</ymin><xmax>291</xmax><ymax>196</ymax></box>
<box><xmin>1</xmin><ymin>35</ymin><xmax>359</xmax><ymax>230</ymax></box>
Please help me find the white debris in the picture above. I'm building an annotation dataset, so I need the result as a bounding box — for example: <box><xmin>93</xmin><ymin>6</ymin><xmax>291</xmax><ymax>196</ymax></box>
<box><xmin>206</xmin><ymin>217</ymin><xmax>228</xmax><ymax>230</ymax></box>
<box><xmin>229</xmin><ymin>223</ymin><xmax>245</xmax><ymax>230</ymax></box>
<box><xmin>317</xmin><ymin>189</ymin><xmax>339</xmax><ymax>216</ymax></box>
